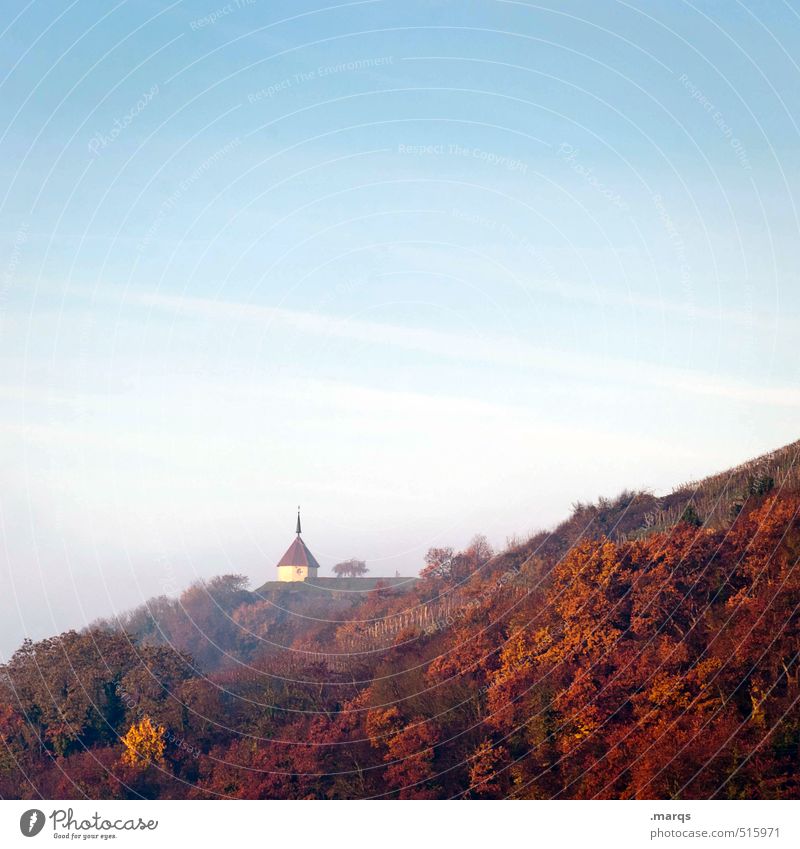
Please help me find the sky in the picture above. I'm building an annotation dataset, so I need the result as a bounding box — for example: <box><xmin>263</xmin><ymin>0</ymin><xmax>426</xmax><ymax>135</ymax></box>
<box><xmin>1</xmin><ymin>0</ymin><xmax>799</xmax><ymax>657</ymax></box>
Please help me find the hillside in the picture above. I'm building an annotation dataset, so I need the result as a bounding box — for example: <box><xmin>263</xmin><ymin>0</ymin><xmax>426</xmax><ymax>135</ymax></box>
<box><xmin>509</xmin><ymin>437</ymin><xmax>800</xmax><ymax>559</ymax></box>
<box><xmin>1</xmin><ymin>440</ymin><xmax>798</xmax><ymax>800</ymax></box>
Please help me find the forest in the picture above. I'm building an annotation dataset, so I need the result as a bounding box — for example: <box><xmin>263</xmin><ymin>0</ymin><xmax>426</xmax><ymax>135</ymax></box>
<box><xmin>1</xmin><ymin>441</ymin><xmax>798</xmax><ymax>799</ymax></box>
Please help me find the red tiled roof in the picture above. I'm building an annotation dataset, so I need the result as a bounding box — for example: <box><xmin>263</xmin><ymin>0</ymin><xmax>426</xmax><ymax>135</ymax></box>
<box><xmin>276</xmin><ymin>536</ymin><xmax>321</xmax><ymax>571</ymax></box>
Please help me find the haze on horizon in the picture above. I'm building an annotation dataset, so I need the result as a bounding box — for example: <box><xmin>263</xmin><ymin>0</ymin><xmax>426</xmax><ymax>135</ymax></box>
<box><xmin>1</xmin><ymin>0</ymin><xmax>799</xmax><ymax>658</ymax></box>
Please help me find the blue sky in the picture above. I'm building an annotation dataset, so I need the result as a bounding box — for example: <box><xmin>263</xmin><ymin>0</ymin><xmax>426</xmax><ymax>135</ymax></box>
<box><xmin>1</xmin><ymin>0</ymin><xmax>799</xmax><ymax>655</ymax></box>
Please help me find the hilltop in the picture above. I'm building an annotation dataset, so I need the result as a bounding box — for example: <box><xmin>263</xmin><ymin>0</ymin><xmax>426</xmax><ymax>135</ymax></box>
<box><xmin>490</xmin><ymin>437</ymin><xmax>800</xmax><ymax>569</ymax></box>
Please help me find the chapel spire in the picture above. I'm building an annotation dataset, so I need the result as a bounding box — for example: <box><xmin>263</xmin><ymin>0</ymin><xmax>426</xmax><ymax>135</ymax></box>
<box><xmin>276</xmin><ymin>507</ymin><xmax>320</xmax><ymax>582</ymax></box>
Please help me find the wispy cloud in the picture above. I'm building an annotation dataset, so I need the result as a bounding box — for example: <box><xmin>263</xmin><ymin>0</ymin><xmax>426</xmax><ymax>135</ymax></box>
<box><xmin>75</xmin><ymin>286</ymin><xmax>800</xmax><ymax>409</ymax></box>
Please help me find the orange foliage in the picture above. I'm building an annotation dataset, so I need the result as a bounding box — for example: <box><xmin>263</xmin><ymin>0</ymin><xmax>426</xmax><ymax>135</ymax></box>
<box><xmin>120</xmin><ymin>716</ymin><xmax>166</xmax><ymax>770</ymax></box>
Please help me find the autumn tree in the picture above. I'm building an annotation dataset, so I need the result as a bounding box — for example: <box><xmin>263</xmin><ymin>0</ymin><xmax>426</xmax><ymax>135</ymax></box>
<box><xmin>120</xmin><ymin>716</ymin><xmax>166</xmax><ymax>769</ymax></box>
<box><xmin>469</xmin><ymin>739</ymin><xmax>510</xmax><ymax>797</ymax></box>
<box><xmin>382</xmin><ymin>719</ymin><xmax>441</xmax><ymax>799</ymax></box>
<box><xmin>420</xmin><ymin>536</ymin><xmax>494</xmax><ymax>584</ymax></box>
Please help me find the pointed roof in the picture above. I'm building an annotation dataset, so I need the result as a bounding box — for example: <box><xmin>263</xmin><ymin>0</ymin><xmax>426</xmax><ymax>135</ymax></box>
<box><xmin>276</xmin><ymin>536</ymin><xmax>321</xmax><ymax>571</ymax></box>
<box><xmin>276</xmin><ymin>508</ymin><xmax>320</xmax><ymax>571</ymax></box>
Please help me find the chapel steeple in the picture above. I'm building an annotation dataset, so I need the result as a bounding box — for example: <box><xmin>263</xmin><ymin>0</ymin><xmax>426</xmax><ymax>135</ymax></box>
<box><xmin>276</xmin><ymin>508</ymin><xmax>320</xmax><ymax>582</ymax></box>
